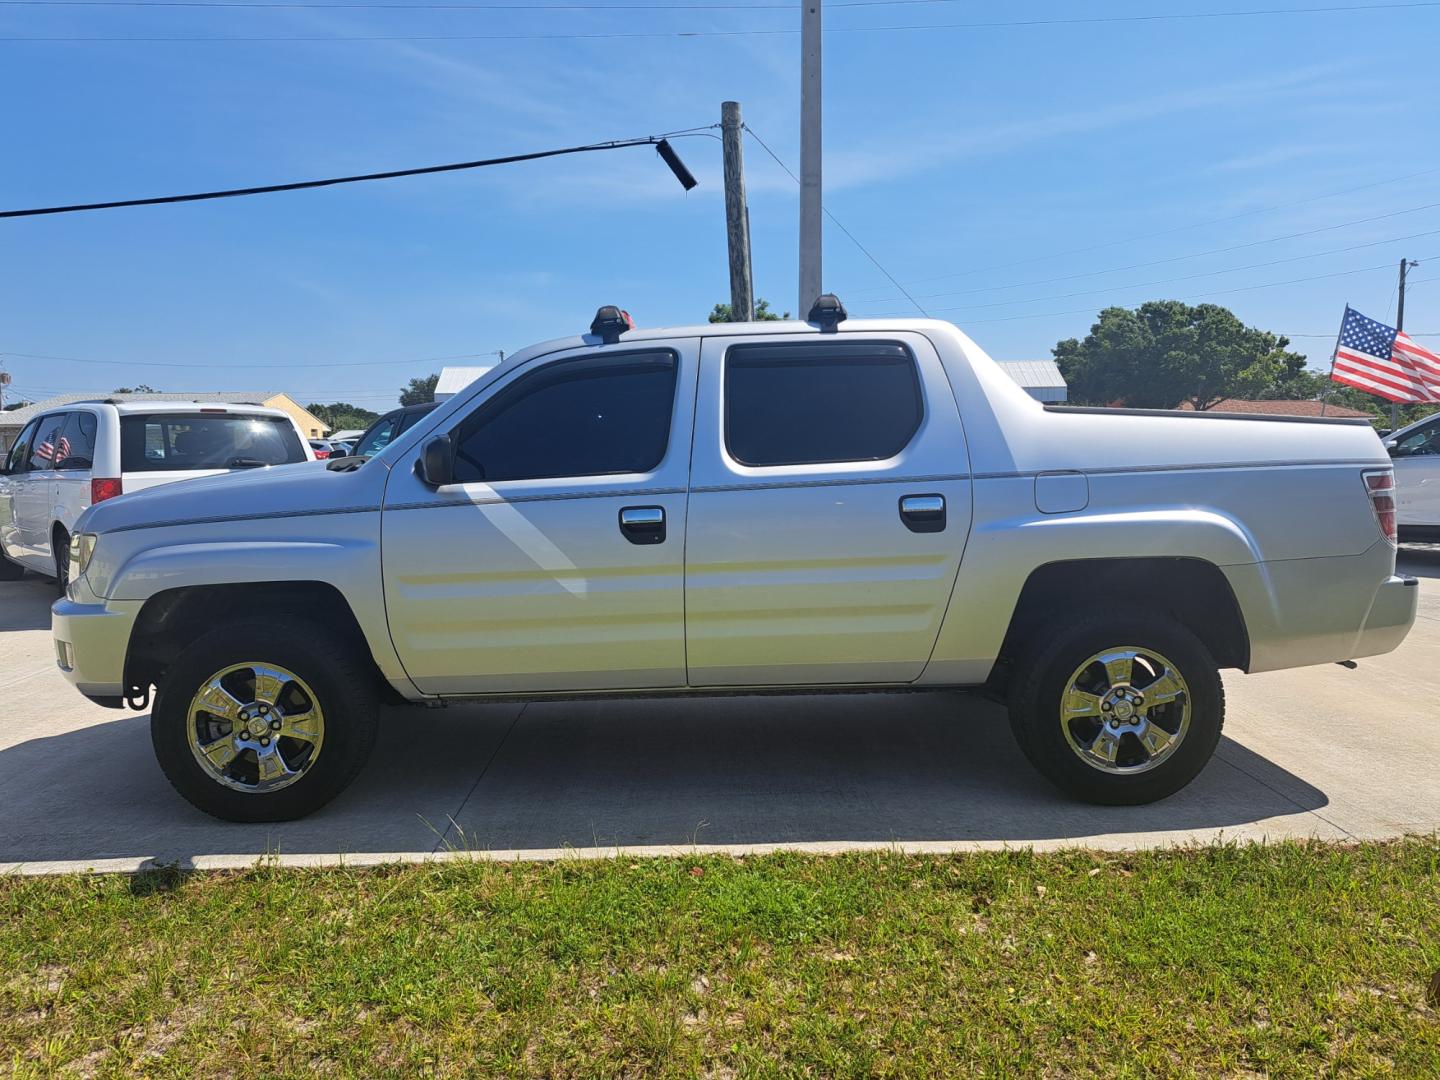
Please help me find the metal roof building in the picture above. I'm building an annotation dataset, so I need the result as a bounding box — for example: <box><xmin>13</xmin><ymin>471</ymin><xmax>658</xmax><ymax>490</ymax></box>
<box><xmin>995</xmin><ymin>360</ymin><xmax>1068</xmax><ymax>403</ymax></box>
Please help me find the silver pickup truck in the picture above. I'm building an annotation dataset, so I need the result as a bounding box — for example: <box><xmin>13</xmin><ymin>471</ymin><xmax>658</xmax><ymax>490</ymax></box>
<box><xmin>52</xmin><ymin>302</ymin><xmax>1418</xmax><ymax>821</ymax></box>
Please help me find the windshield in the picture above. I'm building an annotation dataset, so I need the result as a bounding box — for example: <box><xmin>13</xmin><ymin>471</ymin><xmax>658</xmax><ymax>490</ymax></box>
<box><xmin>353</xmin><ymin>414</ymin><xmax>402</xmax><ymax>458</ymax></box>
<box><xmin>120</xmin><ymin>414</ymin><xmax>308</xmax><ymax>472</ymax></box>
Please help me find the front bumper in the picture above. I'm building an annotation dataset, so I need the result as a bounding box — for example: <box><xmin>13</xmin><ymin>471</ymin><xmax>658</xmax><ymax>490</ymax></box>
<box><xmin>1352</xmin><ymin>573</ymin><xmax>1419</xmax><ymax>660</ymax></box>
<box><xmin>51</xmin><ymin>597</ymin><xmax>144</xmax><ymax>706</ymax></box>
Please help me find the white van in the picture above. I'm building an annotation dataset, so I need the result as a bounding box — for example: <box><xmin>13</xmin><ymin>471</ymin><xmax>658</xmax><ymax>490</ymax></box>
<box><xmin>0</xmin><ymin>401</ymin><xmax>313</xmax><ymax>589</ymax></box>
<box><xmin>1385</xmin><ymin>410</ymin><xmax>1440</xmax><ymax>542</ymax></box>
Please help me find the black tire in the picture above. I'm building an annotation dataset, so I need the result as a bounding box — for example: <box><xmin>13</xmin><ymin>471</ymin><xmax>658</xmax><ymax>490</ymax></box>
<box><xmin>0</xmin><ymin>549</ymin><xmax>23</xmax><ymax>581</ymax></box>
<box><xmin>1008</xmin><ymin>614</ymin><xmax>1224</xmax><ymax>805</ymax></box>
<box><xmin>52</xmin><ymin>527</ymin><xmax>69</xmax><ymax>597</ymax></box>
<box><xmin>151</xmin><ymin>617</ymin><xmax>380</xmax><ymax>822</ymax></box>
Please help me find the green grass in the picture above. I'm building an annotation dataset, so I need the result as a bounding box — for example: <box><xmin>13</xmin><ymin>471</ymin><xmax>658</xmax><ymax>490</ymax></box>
<box><xmin>3</xmin><ymin>841</ymin><xmax>1439</xmax><ymax>1077</ymax></box>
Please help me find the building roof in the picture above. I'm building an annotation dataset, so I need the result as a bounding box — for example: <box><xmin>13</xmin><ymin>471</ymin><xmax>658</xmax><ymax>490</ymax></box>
<box><xmin>0</xmin><ymin>391</ymin><xmax>277</xmax><ymax>428</ymax></box>
<box><xmin>995</xmin><ymin>360</ymin><xmax>1066</xmax><ymax>390</ymax></box>
<box><xmin>1181</xmin><ymin>398</ymin><xmax>1373</xmax><ymax>419</ymax></box>
<box><xmin>435</xmin><ymin>366</ymin><xmax>498</xmax><ymax>399</ymax></box>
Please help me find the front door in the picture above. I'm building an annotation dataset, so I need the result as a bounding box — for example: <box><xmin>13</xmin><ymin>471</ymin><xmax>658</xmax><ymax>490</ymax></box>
<box><xmin>1391</xmin><ymin>415</ymin><xmax>1440</xmax><ymax>526</ymax></box>
<box><xmin>684</xmin><ymin>332</ymin><xmax>973</xmax><ymax>687</ymax></box>
<box><xmin>16</xmin><ymin>413</ymin><xmax>67</xmax><ymax>568</ymax></box>
<box><xmin>381</xmin><ymin>341</ymin><xmax>698</xmax><ymax>695</ymax></box>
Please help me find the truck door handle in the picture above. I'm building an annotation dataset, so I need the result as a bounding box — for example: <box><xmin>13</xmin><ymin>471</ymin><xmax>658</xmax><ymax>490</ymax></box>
<box><xmin>619</xmin><ymin>506</ymin><xmax>666</xmax><ymax>545</ymax></box>
<box><xmin>899</xmin><ymin>494</ymin><xmax>946</xmax><ymax>533</ymax></box>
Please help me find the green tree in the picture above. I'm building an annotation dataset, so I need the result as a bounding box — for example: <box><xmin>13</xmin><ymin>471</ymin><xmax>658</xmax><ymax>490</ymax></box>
<box><xmin>709</xmin><ymin>298</ymin><xmax>789</xmax><ymax>323</ymax></box>
<box><xmin>1053</xmin><ymin>301</ymin><xmax>1309</xmax><ymax>410</ymax></box>
<box><xmin>307</xmin><ymin>402</ymin><xmax>381</xmax><ymax>431</ymax></box>
<box><xmin>400</xmin><ymin>374</ymin><xmax>439</xmax><ymax>407</ymax></box>
<box><xmin>113</xmin><ymin>384</ymin><xmax>160</xmax><ymax>394</ymax></box>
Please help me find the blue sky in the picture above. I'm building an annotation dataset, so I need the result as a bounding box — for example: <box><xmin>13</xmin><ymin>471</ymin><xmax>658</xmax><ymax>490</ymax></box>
<box><xmin>3</xmin><ymin>0</ymin><xmax>1439</xmax><ymax>413</ymax></box>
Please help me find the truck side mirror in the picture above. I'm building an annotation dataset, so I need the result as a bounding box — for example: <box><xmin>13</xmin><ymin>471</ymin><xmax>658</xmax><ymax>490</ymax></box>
<box><xmin>1385</xmin><ymin>439</ymin><xmax>1400</xmax><ymax>455</ymax></box>
<box><xmin>418</xmin><ymin>435</ymin><xmax>454</xmax><ymax>487</ymax></box>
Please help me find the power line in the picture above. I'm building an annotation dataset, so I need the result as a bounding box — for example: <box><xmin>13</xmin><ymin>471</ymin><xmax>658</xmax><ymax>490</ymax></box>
<box><xmin>846</xmin><ymin>165</ymin><xmax>1440</xmax><ymax>296</ymax></box>
<box><xmin>854</xmin><ymin>227</ymin><xmax>1440</xmax><ymax>314</ymax></box>
<box><xmin>742</xmin><ymin>123</ymin><xmax>929</xmax><ymax>317</ymax></box>
<box><xmin>869</xmin><ymin>257</ymin><xmax>1438</xmax><ymax>323</ymax></box>
<box><xmin>852</xmin><ymin>199</ymin><xmax>1440</xmax><ymax>305</ymax></box>
<box><xmin>0</xmin><ymin>349</ymin><xmax>504</xmax><ymax>368</ymax></box>
<box><xmin>5</xmin><ymin>3</ymin><xmax>1437</xmax><ymax>41</ymax></box>
<box><xmin>0</xmin><ymin>128</ymin><xmax>711</xmax><ymax>218</ymax></box>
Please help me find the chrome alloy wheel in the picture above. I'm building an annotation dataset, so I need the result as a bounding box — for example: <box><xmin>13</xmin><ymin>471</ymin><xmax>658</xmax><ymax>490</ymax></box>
<box><xmin>186</xmin><ymin>663</ymin><xmax>325</xmax><ymax>793</ymax></box>
<box><xmin>1059</xmin><ymin>647</ymin><xmax>1191</xmax><ymax>774</ymax></box>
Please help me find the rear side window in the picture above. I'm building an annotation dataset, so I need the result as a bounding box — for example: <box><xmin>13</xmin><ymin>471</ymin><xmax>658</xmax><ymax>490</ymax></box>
<box><xmin>56</xmin><ymin>412</ymin><xmax>98</xmax><ymax>471</ymax></box>
<box><xmin>120</xmin><ymin>414</ymin><xmax>307</xmax><ymax>471</ymax></box>
<box><xmin>453</xmin><ymin>351</ymin><xmax>678</xmax><ymax>483</ymax></box>
<box><xmin>724</xmin><ymin>342</ymin><xmax>923</xmax><ymax>466</ymax></box>
<box><xmin>30</xmin><ymin>414</ymin><xmax>68</xmax><ymax>471</ymax></box>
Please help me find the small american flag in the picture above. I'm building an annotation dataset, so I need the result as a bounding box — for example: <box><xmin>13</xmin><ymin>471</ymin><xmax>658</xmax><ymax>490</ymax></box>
<box><xmin>1331</xmin><ymin>305</ymin><xmax>1440</xmax><ymax>403</ymax></box>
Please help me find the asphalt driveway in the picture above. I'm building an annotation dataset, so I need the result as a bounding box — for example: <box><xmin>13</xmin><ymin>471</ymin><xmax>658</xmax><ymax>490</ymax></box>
<box><xmin>3</xmin><ymin>550</ymin><xmax>1438</xmax><ymax>873</ymax></box>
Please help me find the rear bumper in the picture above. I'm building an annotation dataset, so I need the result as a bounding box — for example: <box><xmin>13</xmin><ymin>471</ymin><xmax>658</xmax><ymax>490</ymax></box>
<box><xmin>1225</xmin><ymin>546</ymin><xmax>1419</xmax><ymax>672</ymax></box>
<box><xmin>51</xmin><ymin>597</ymin><xmax>143</xmax><ymax>704</ymax></box>
<box><xmin>1351</xmin><ymin>573</ymin><xmax>1419</xmax><ymax>660</ymax></box>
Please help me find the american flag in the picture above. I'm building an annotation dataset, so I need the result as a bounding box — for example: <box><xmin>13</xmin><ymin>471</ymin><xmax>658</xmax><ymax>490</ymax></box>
<box><xmin>34</xmin><ymin>432</ymin><xmax>70</xmax><ymax>464</ymax></box>
<box><xmin>1331</xmin><ymin>305</ymin><xmax>1440</xmax><ymax>403</ymax></box>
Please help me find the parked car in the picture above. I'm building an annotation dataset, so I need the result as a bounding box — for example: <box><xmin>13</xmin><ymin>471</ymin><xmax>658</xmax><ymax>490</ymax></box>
<box><xmin>1384</xmin><ymin>410</ymin><xmax>1440</xmax><ymax>542</ymax></box>
<box><xmin>351</xmin><ymin>401</ymin><xmax>438</xmax><ymax>458</ymax></box>
<box><xmin>1</xmin><ymin>401</ymin><xmax>312</xmax><ymax>590</ymax></box>
<box><xmin>53</xmin><ymin>303</ymin><xmax>1417</xmax><ymax>822</ymax></box>
<box><xmin>328</xmin><ymin>440</ymin><xmax>356</xmax><ymax>457</ymax></box>
<box><xmin>308</xmin><ymin>439</ymin><xmax>337</xmax><ymax>460</ymax></box>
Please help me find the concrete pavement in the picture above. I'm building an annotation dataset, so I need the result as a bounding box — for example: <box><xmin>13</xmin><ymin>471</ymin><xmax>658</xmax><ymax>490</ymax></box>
<box><xmin>2</xmin><ymin>550</ymin><xmax>1437</xmax><ymax>874</ymax></box>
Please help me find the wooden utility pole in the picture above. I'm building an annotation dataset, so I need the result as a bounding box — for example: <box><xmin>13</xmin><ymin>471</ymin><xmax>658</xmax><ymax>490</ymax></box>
<box><xmin>721</xmin><ymin>101</ymin><xmax>754</xmax><ymax>322</ymax></box>
<box><xmin>799</xmin><ymin>0</ymin><xmax>823</xmax><ymax>316</ymax></box>
<box><xmin>1394</xmin><ymin>257</ymin><xmax>1419</xmax><ymax>431</ymax></box>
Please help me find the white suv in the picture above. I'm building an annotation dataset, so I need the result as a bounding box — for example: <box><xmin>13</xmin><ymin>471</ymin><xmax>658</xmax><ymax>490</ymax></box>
<box><xmin>1386</xmin><ymin>410</ymin><xmax>1440</xmax><ymax>542</ymax></box>
<box><xmin>0</xmin><ymin>401</ymin><xmax>313</xmax><ymax>589</ymax></box>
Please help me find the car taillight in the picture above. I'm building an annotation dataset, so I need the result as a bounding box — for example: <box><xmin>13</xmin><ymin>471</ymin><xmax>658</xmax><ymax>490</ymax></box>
<box><xmin>1363</xmin><ymin>469</ymin><xmax>1396</xmax><ymax>545</ymax></box>
<box><xmin>91</xmin><ymin>477</ymin><xmax>123</xmax><ymax>503</ymax></box>
<box><xmin>314</xmin><ymin>448</ymin><xmax>330</xmax><ymax>459</ymax></box>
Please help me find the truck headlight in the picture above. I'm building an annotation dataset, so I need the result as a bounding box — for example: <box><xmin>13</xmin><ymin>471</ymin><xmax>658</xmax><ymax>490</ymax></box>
<box><xmin>69</xmin><ymin>532</ymin><xmax>98</xmax><ymax>581</ymax></box>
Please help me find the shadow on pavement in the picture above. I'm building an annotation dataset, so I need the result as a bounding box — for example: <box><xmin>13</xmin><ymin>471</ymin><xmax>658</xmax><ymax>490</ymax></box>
<box><xmin>0</xmin><ymin>691</ymin><xmax>1329</xmax><ymax>867</ymax></box>
<box><xmin>0</xmin><ymin>577</ymin><xmax>55</xmax><ymax>633</ymax></box>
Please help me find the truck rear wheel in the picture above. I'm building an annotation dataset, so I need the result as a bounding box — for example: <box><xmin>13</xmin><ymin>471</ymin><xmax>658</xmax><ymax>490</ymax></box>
<box><xmin>1007</xmin><ymin>614</ymin><xmax>1223</xmax><ymax>805</ymax></box>
<box><xmin>150</xmin><ymin>618</ymin><xmax>379</xmax><ymax>822</ymax></box>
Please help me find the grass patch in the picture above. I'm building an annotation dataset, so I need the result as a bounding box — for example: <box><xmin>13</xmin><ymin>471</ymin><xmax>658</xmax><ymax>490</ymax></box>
<box><xmin>3</xmin><ymin>841</ymin><xmax>1438</xmax><ymax>1076</ymax></box>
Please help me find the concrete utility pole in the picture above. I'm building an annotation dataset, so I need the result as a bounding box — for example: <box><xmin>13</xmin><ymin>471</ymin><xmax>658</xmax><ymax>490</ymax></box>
<box><xmin>721</xmin><ymin>101</ymin><xmax>754</xmax><ymax>322</ymax></box>
<box><xmin>1394</xmin><ymin>257</ymin><xmax>1419</xmax><ymax>431</ymax></box>
<box><xmin>798</xmin><ymin>0</ymin><xmax>823</xmax><ymax>317</ymax></box>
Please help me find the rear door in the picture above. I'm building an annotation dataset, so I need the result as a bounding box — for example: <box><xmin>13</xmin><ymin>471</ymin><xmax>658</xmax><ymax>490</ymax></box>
<box><xmin>382</xmin><ymin>341</ymin><xmax>698</xmax><ymax>695</ymax></box>
<box><xmin>685</xmin><ymin>332</ymin><xmax>973</xmax><ymax>686</ymax></box>
<box><xmin>52</xmin><ymin>409</ymin><xmax>99</xmax><ymax>537</ymax></box>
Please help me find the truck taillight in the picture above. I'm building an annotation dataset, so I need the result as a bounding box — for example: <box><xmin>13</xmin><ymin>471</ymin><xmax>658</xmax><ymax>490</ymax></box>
<box><xmin>1363</xmin><ymin>469</ymin><xmax>1396</xmax><ymax>545</ymax></box>
<box><xmin>91</xmin><ymin>477</ymin><xmax>123</xmax><ymax>503</ymax></box>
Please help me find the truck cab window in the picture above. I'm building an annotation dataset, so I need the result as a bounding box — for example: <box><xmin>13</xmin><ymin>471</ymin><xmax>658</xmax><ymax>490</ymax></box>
<box><xmin>724</xmin><ymin>342</ymin><xmax>923</xmax><ymax>466</ymax></box>
<box><xmin>452</xmin><ymin>351</ymin><xmax>678</xmax><ymax>483</ymax></box>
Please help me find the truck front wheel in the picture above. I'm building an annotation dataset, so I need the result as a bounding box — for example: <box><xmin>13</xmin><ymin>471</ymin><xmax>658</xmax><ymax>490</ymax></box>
<box><xmin>150</xmin><ymin>618</ymin><xmax>380</xmax><ymax>822</ymax></box>
<box><xmin>1008</xmin><ymin>615</ymin><xmax>1224</xmax><ymax>805</ymax></box>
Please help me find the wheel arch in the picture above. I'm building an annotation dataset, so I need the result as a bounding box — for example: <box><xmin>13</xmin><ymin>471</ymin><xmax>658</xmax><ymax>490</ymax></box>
<box><xmin>989</xmin><ymin>556</ymin><xmax>1250</xmax><ymax>693</ymax></box>
<box><xmin>124</xmin><ymin>581</ymin><xmax>403</xmax><ymax>705</ymax></box>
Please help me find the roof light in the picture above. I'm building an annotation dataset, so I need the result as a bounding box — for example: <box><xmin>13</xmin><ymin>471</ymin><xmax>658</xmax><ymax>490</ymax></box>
<box><xmin>807</xmin><ymin>293</ymin><xmax>847</xmax><ymax>333</ymax></box>
<box><xmin>590</xmin><ymin>305</ymin><xmax>634</xmax><ymax>345</ymax></box>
